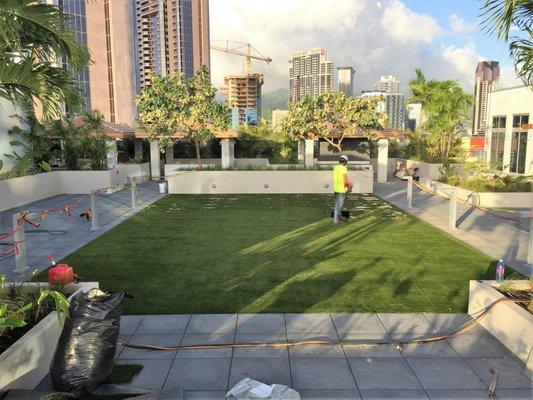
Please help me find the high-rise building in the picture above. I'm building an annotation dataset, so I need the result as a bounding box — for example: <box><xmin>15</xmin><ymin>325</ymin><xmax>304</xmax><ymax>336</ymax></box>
<box><xmin>223</xmin><ymin>74</ymin><xmax>263</xmax><ymax>128</ymax></box>
<box><xmin>473</xmin><ymin>61</ymin><xmax>500</xmax><ymax>135</ymax></box>
<box><xmin>337</xmin><ymin>66</ymin><xmax>355</xmax><ymax>97</ymax></box>
<box><xmin>406</xmin><ymin>103</ymin><xmax>422</xmax><ymax>131</ymax></box>
<box><xmin>289</xmin><ymin>48</ymin><xmax>333</xmax><ymax>102</ymax></box>
<box><xmin>135</xmin><ymin>0</ymin><xmax>210</xmax><ymax>89</ymax></box>
<box><xmin>271</xmin><ymin>109</ymin><xmax>289</xmax><ymax>132</ymax></box>
<box><xmin>362</xmin><ymin>90</ymin><xmax>405</xmax><ymax>130</ymax></box>
<box><xmin>375</xmin><ymin>75</ymin><xmax>400</xmax><ymax>94</ymax></box>
<box><xmin>85</xmin><ymin>0</ymin><xmax>138</xmax><ymax>125</ymax></box>
<box><xmin>44</xmin><ymin>0</ymin><xmax>91</xmax><ymax>112</ymax></box>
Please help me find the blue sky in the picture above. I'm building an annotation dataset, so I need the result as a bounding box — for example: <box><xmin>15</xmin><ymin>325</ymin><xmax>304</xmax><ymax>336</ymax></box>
<box><xmin>210</xmin><ymin>0</ymin><xmax>520</xmax><ymax>94</ymax></box>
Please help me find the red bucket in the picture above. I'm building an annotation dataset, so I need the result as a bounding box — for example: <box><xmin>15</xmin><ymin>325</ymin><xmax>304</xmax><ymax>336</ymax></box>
<box><xmin>48</xmin><ymin>264</ymin><xmax>74</xmax><ymax>286</ymax></box>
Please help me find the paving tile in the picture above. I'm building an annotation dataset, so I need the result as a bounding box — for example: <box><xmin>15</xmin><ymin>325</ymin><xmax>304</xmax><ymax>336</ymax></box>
<box><xmin>422</xmin><ymin>313</ymin><xmax>486</xmax><ymax>335</ymax></box>
<box><xmin>390</xmin><ymin>334</ymin><xmax>460</xmax><ymax>358</ymax></box>
<box><xmin>164</xmin><ymin>358</ymin><xmax>231</xmax><ymax>390</ymax></box>
<box><xmin>135</xmin><ymin>314</ymin><xmax>190</xmax><ymax>335</ymax></box>
<box><xmin>115</xmin><ymin>333</ymin><xmax>132</xmax><ymax>360</ymax></box>
<box><xmin>228</xmin><ymin>358</ymin><xmax>291</xmax><ymax>388</ymax></box>
<box><xmin>115</xmin><ymin>359</ymin><xmax>173</xmax><ymax>391</ymax></box>
<box><xmin>332</xmin><ymin>313</ymin><xmax>387</xmax><ymax>334</ymax></box>
<box><xmin>446</xmin><ymin>333</ymin><xmax>513</xmax><ymax>358</ymax></box>
<box><xmin>377</xmin><ymin>314</ymin><xmax>437</xmax><ymax>334</ymax></box>
<box><xmin>285</xmin><ymin>313</ymin><xmax>336</xmax><ymax>334</ymax></box>
<box><xmin>425</xmin><ymin>389</ymin><xmax>491</xmax><ymax>399</ymax></box>
<box><xmin>119</xmin><ymin>334</ymin><xmax>180</xmax><ymax>360</ymax></box>
<box><xmin>494</xmin><ymin>389</ymin><xmax>533</xmax><ymax>400</ymax></box>
<box><xmin>186</xmin><ymin>314</ymin><xmax>237</xmax><ymax>334</ymax></box>
<box><xmin>406</xmin><ymin>358</ymin><xmax>486</xmax><ymax>390</ymax></box>
<box><xmin>299</xmin><ymin>389</ymin><xmax>362</xmax><ymax>399</ymax></box>
<box><xmin>233</xmin><ymin>333</ymin><xmax>288</xmax><ymax>359</ymax></box>
<box><xmin>340</xmin><ymin>332</ymin><xmax>400</xmax><ymax>358</ymax></box>
<box><xmin>287</xmin><ymin>333</ymin><xmax>343</xmax><ymax>358</ymax></box>
<box><xmin>184</xmin><ymin>391</ymin><xmax>226</xmax><ymax>400</ymax></box>
<box><xmin>463</xmin><ymin>357</ymin><xmax>532</xmax><ymax>389</ymax></box>
<box><xmin>177</xmin><ymin>333</ymin><xmax>233</xmax><ymax>359</ymax></box>
<box><xmin>236</xmin><ymin>314</ymin><xmax>285</xmax><ymax>334</ymax></box>
<box><xmin>120</xmin><ymin>315</ymin><xmax>143</xmax><ymax>335</ymax></box>
<box><xmin>360</xmin><ymin>389</ymin><xmax>429</xmax><ymax>399</ymax></box>
<box><xmin>349</xmin><ymin>358</ymin><xmax>421</xmax><ymax>390</ymax></box>
<box><xmin>291</xmin><ymin>358</ymin><xmax>356</xmax><ymax>390</ymax></box>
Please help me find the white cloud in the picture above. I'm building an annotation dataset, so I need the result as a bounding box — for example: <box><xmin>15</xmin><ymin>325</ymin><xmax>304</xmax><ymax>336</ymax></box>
<box><xmin>449</xmin><ymin>13</ymin><xmax>477</xmax><ymax>35</ymax></box>
<box><xmin>209</xmin><ymin>0</ymin><xmax>488</xmax><ymax>95</ymax></box>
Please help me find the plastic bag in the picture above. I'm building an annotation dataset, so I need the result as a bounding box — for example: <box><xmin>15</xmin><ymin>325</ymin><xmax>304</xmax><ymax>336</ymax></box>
<box><xmin>50</xmin><ymin>289</ymin><xmax>126</xmax><ymax>394</ymax></box>
<box><xmin>226</xmin><ymin>378</ymin><xmax>300</xmax><ymax>400</ymax></box>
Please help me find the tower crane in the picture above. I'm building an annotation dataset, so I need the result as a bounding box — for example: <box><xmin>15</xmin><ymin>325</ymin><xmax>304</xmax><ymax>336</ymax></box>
<box><xmin>210</xmin><ymin>40</ymin><xmax>272</xmax><ymax>75</ymax></box>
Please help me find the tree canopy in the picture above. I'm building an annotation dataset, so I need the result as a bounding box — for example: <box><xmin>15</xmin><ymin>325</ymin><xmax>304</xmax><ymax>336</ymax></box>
<box><xmin>281</xmin><ymin>91</ymin><xmax>385</xmax><ymax>152</ymax></box>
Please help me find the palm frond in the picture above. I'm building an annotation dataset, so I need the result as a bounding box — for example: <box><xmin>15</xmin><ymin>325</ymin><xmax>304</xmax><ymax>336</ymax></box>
<box><xmin>510</xmin><ymin>33</ymin><xmax>533</xmax><ymax>86</ymax></box>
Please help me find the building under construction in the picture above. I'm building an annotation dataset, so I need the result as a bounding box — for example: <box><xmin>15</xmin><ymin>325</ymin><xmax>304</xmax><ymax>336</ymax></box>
<box><xmin>223</xmin><ymin>73</ymin><xmax>264</xmax><ymax>128</ymax></box>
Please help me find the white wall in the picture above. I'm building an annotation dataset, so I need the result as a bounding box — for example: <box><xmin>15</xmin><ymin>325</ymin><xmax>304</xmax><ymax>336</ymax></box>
<box><xmin>0</xmin><ymin>98</ymin><xmax>24</xmax><ymax>171</ymax></box>
<box><xmin>168</xmin><ymin>170</ymin><xmax>373</xmax><ymax>194</ymax></box>
<box><xmin>486</xmin><ymin>86</ymin><xmax>533</xmax><ymax>174</ymax></box>
<box><xmin>116</xmin><ymin>162</ymin><xmax>150</xmax><ymax>182</ymax></box>
<box><xmin>0</xmin><ymin>172</ymin><xmax>60</xmax><ymax>211</ymax></box>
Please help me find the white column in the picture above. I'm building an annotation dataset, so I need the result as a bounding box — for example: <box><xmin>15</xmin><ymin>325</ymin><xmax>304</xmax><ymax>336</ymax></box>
<box><xmin>298</xmin><ymin>140</ymin><xmax>305</xmax><ymax>164</ymax></box>
<box><xmin>449</xmin><ymin>190</ymin><xmax>457</xmax><ymax>230</ymax></box>
<box><xmin>165</xmin><ymin>146</ymin><xmax>174</xmax><ymax>164</ymax></box>
<box><xmin>525</xmin><ymin>129</ymin><xmax>533</xmax><ymax>175</ymax></box>
<box><xmin>406</xmin><ymin>176</ymin><xmax>413</xmax><ymax>208</ymax></box>
<box><xmin>304</xmin><ymin>139</ymin><xmax>314</xmax><ymax>168</ymax></box>
<box><xmin>221</xmin><ymin>139</ymin><xmax>235</xmax><ymax>169</ymax></box>
<box><xmin>134</xmin><ymin>140</ymin><xmax>143</xmax><ymax>160</ymax></box>
<box><xmin>377</xmin><ymin>138</ymin><xmax>389</xmax><ymax>183</ymax></box>
<box><xmin>503</xmin><ymin>128</ymin><xmax>512</xmax><ymax>172</ymax></box>
<box><xmin>91</xmin><ymin>192</ymin><xmax>99</xmax><ymax>231</ymax></box>
<box><xmin>150</xmin><ymin>140</ymin><xmax>161</xmax><ymax>179</ymax></box>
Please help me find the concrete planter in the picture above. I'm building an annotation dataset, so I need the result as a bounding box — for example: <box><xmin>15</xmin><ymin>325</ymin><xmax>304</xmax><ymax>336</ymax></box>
<box><xmin>167</xmin><ymin>169</ymin><xmax>373</xmax><ymax>194</ymax></box>
<box><xmin>0</xmin><ymin>282</ymin><xmax>98</xmax><ymax>390</ymax></box>
<box><xmin>402</xmin><ymin>159</ymin><xmax>443</xmax><ymax>185</ymax></box>
<box><xmin>116</xmin><ymin>162</ymin><xmax>150</xmax><ymax>183</ymax></box>
<box><xmin>425</xmin><ymin>180</ymin><xmax>533</xmax><ymax>208</ymax></box>
<box><xmin>468</xmin><ymin>280</ymin><xmax>532</xmax><ymax>377</ymax></box>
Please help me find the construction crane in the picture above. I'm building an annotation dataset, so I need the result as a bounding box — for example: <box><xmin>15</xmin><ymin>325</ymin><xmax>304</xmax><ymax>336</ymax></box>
<box><xmin>210</xmin><ymin>40</ymin><xmax>272</xmax><ymax>75</ymax></box>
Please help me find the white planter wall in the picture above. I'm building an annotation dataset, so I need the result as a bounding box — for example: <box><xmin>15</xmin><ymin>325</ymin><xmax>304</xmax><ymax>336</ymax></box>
<box><xmin>168</xmin><ymin>169</ymin><xmax>373</xmax><ymax>194</ymax></box>
<box><xmin>59</xmin><ymin>170</ymin><xmax>119</xmax><ymax>195</ymax></box>
<box><xmin>468</xmin><ymin>280</ymin><xmax>532</xmax><ymax>377</ymax></box>
<box><xmin>0</xmin><ymin>282</ymin><xmax>98</xmax><ymax>390</ymax></box>
<box><xmin>116</xmin><ymin>162</ymin><xmax>150</xmax><ymax>183</ymax></box>
<box><xmin>403</xmin><ymin>159</ymin><xmax>443</xmax><ymax>185</ymax></box>
<box><xmin>0</xmin><ymin>172</ymin><xmax>60</xmax><ymax>211</ymax></box>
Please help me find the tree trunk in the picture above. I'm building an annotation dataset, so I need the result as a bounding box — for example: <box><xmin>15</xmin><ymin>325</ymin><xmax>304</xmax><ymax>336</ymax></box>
<box><xmin>195</xmin><ymin>140</ymin><xmax>202</xmax><ymax>170</ymax></box>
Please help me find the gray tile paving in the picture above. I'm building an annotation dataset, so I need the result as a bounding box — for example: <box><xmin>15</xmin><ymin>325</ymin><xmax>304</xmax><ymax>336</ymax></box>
<box><xmin>228</xmin><ymin>358</ymin><xmax>291</xmax><ymax>388</ymax></box>
<box><xmin>422</xmin><ymin>313</ymin><xmax>486</xmax><ymax>335</ymax></box>
<box><xmin>39</xmin><ymin>314</ymin><xmax>532</xmax><ymax>396</ymax></box>
<box><xmin>164</xmin><ymin>358</ymin><xmax>231</xmax><ymax>390</ymax></box>
<box><xmin>236</xmin><ymin>313</ymin><xmax>285</xmax><ymax>334</ymax></box>
<box><xmin>348</xmin><ymin>358</ymin><xmax>422</xmax><ymax>390</ymax></box>
<box><xmin>406</xmin><ymin>358</ymin><xmax>486</xmax><ymax>390</ymax></box>
<box><xmin>291</xmin><ymin>358</ymin><xmax>357</xmax><ymax>390</ymax></box>
<box><xmin>360</xmin><ymin>389</ymin><xmax>429</xmax><ymax>399</ymax></box>
<box><xmin>332</xmin><ymin>313</ymin><xmax>387</xmax><ymax>334</ymax></box>
<box><xmin>1</xmin><ymin>181</ymin><xmax>164</xmax><ymax>281</ymax></box>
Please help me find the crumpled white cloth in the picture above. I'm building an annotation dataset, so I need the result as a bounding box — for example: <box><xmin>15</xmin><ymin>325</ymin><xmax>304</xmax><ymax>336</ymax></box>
<box><xmin>226</xmin><ymin>378</ymin><xmax>301</xmax><ymax>400</ymax></box>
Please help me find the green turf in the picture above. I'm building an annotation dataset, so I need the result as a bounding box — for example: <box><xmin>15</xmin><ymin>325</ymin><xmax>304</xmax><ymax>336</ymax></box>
<box><xmin>61</xmin><ymin>194</ymin><xmax>500</xmax><ymax>314</ymax></box>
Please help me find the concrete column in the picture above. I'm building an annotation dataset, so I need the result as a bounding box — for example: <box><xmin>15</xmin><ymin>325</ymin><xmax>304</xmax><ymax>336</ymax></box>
<box><xmin>298</xmin><ymin>140</ymin><xmax>305</xmax><ymax>164</ymax></box>
<box><xmin>221</xmin><ymin>139</ymin><xmax>235</xmax><ymax>169</ymax></box>
<box><xmin>165</xmin><ymin>146</ymin><xmax>174</xmax><ymax>164</ymax></box>
<box><xmin>150</xmin><ymin>140</ymin><xmax>161</xmax><ymax>179</ymax></box>
<box><xmin>377</xmin><ymin>138</ymin><xmax>389</xmax><ymax>183</ymax></box>
<box><xmin>502</xmin><ymin>128</ymin><xmax>512</xmax><ymax>172</ymax></box>
<box><xmin>304</xmin><ymin>139</ymin><xmax>314</xmax><ymax>168</ymax></box>
<box><xmin>449</xmin><ymin>190</ymin><xmax>457</xmax><ymax>230</ymax></box>
<box><xmin>525</xmin><ymin>129</ymin><xmax>533</xmax><ymax>174</ymax></box>
<box><xmin>90</xmin><ymin>192</ymin><xmax>99</xmax><ymax>231</ymax></box>
<box><xmin>406</xmin><ymin>176</ymin><xmax>413</xmax><ymax>208</ymax></box>
<box><xmin>134</xmin><ymin>140</ymin><xmax>143</xmax><ymax>160</ymax></box>
<box><xmin>13</xmin><ymin>214</ymin><xmax>28</xmax><ymax>274</ymax></box>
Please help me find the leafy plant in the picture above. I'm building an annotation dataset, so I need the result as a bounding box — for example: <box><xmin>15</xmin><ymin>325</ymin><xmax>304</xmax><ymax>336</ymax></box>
<box><xmin>236</xmin><ymin>123</ymin><xmax>297</xmax><ymax>163</ymax></box>
<box><xmin>282</xmin><ymin>91</ymin><xmax>385</xmax><ymax>152</ymax></box>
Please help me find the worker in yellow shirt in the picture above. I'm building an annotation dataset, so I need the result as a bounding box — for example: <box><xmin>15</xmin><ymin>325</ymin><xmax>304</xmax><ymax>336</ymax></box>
<box><xmin>333</xmin><ymin>155</ymin><xmax>353</xmax><ymax>224</ymax></box>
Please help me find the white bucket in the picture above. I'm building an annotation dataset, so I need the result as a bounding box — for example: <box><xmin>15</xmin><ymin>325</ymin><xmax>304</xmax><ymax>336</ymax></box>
<box><xmin>159</xmin><ymin>182</ymin><xmax>167</xmax><ymax>194</ymax></box>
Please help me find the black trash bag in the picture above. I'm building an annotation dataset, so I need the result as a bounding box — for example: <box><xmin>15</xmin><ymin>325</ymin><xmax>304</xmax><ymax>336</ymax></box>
<box><xmin>50</xmin><ymin>289</ymin><xmax>127</xmax><ymax>394</ymax></box>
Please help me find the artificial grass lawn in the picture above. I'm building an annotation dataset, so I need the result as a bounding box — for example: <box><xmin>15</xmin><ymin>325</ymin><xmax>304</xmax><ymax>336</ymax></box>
<box><xmin>62</xmin><ymin>194</ymin><xmax>498</xmax><ymax>314</ymax></box>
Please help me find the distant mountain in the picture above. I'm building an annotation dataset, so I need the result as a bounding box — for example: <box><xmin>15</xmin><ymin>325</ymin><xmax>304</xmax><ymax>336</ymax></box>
<box><xmin>262</xmin><ymin>88</ymin><xmax>289</xmax><ymax>122</ymax></box>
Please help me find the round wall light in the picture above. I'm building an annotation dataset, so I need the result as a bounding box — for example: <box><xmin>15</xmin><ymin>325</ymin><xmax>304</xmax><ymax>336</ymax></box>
<box><xmin>212</xmin><ymin>184</ymin><xmax>217</xmax><ymax>189</ymax></box>
<box><xmin>264</xmin><ymin>183</ymin><xmax>269</xmax><ymax>188</ymax></box>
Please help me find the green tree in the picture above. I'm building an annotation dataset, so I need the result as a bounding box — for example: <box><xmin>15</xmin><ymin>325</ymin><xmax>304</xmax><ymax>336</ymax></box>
<box><xmin>0</xmin><ymin>0</ymin><xmax>90</xmax><ymax>120</ymax></box>
<box><xmin>481</xmin><ymin>0</ymin><xmax>533</xmax><ymax>87</ymax></box>
<box><xmin>136</xmin><ymin>66</ymin><xmax>230</xmax><ymax>168</ymax></box>
<box><xmin>281</xmin><ymin>91</ymin><xmax>385</xmax><ymax>152</ymax></box>
<box><xmin>407</xmin><ymin>69</ymin><xmax>473</xmax><ymax>162</ymax></box>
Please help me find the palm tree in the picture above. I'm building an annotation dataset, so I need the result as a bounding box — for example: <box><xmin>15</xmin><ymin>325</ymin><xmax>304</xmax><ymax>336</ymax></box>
<box><xmin>0</xmin><ymin>0</ymin><xmax>90</xmax><ymax>120</ymax></box>
<box><xmin>481</xmin><ymin>0</ymin><xmax>533</xmax><ymax>87</ymax></box>
<box><xmin>408</xmin><ymin>69</ymin><xmax>473</xmax><ymax>162</ymax></box>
